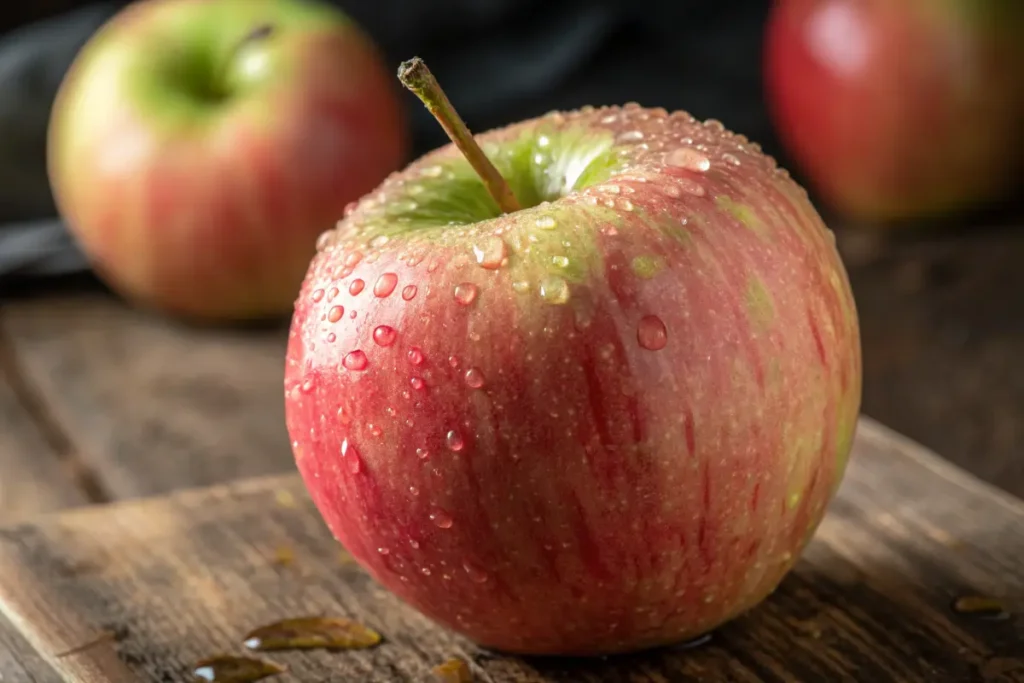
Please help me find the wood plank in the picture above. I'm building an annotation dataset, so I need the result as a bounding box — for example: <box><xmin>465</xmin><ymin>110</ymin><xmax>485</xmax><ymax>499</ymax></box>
<box><xmin>0</xmin><ymin>417</ymin><xmax>1020</xmax><ymax>683</ymax></box>
<box><xmin>0</xmin><ymin>293</ymin><xmax>293</xmax><ymax>500</ymax></box>
<box><xmin>838</xmin><ymin>223</ymin><xmax>1024</xmax><ymax>498</ymax></box>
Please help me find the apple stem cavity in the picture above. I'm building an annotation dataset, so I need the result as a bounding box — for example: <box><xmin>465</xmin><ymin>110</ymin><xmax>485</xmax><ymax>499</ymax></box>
<box><xmin>398</xmin><ymin>57</ymin><xmax>521</xmax><ymax>214</ymax></box>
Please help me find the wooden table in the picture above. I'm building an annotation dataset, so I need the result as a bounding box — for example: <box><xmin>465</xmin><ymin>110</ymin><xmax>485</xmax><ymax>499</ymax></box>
<box><xmin>0</xmin><ymin>288</ymin><xmax>1022</xmax><ymax>682</ymax></box>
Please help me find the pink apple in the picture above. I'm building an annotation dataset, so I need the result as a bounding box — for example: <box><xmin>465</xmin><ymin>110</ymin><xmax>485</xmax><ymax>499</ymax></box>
<box><xmin>764</xmin><ymin>0</ymin><xmax>1024</xmax><ymax>222</ymax></box>
<box><xmin>48</xmin><ymin>0</ymin><xmax>407</xmax><ymax>321</ymax></box>
<box><xmin>283</xmin><ymin>59</ymin><xmax>862</xmax><ymax>656</ymax></box>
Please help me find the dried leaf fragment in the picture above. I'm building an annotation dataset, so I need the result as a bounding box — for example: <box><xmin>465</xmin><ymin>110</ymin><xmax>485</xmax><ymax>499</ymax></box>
<box><xmin>432</xmin><ymin>656</ymin><xmax>473</xmax><ymax>682</ymax></box>
<box><xmin>192</xmin><ymin>655</ymin><xmax>285</xmax><ymax>682</ymax></box>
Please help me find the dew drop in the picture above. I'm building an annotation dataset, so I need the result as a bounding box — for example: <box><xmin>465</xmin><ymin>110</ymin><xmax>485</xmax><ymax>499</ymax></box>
<box><xmin>462</xmin><ymin>561</ymin><xmax>490</xmax><ymax>583</ymax></box>
<box><xmin>407</xmin><ymin>347</ymin><xmax>424</xmax><ymax>365</ymax></box>
<box><xmin>311</xmin><ymin>289</ymin><xmax>325</xmax><ymax>303</ymax></box>
<box><xmin>372</xmin><ymin>325</ymin><xmax>397</xmax><ymax>347</ymax></box>
<box><xmin>410</xmin><ymin>377</ymin><xmax>425</xmax><ymax>391</ymax></box>
<box><xmin>512</xmin><ymin>280</ymin><xmax>530</xmax><ymax>293</ymax></box>
<box><xmin>341</xmin><ymin>438</ymin><xmax>362</xmax><ymax>474</ymax></box>
<box><xmin>327</xmin><ymin>286</ymin><xmax>340</xmax><ymax>301</ymax></box>
<box><xmin>448</xmin><ymin>355</ymin><xmax>460</xmax><ymax>369</ymax></box>
<box><xmin>327</xmin><ymin>305</ymin><xmax>344</xmax><ymax>323</ymax></box>
<box><xmin>326</xmin><ymin>333</ymin><xmax>336</xmax><ymax>343</ymax></box>
<box><xmin>402</xmin><ymin>284</ymin><xmax>418</xmax><ymax>301</ymax></box>
<box><xmin>446</xmin><ymin>429</ymin><xmax>465</xmax><ymax>452</ymax></box>
<box><xmin>679</xmin><ymin>177</ymin><xmax>706</xmax><ymax>197</ymax></box>
<box><xmin>662</xmin><ymin>184</ymin><xmax>682</xmax><ymax>198</ymax></box>
<box><xmin>453</xmin><ymin>283</ymin><xmax>479</xmax><ymax>306</ymax></box>
<box><xmin>618</xmin><ymin>198</ymin><xmax>634</xmax><ymax>211</ymax></box>
<box><xmin>723</xmin><ymin>153</ymin><xmax>741</xmax><ymax>166</ymax></box>
<box><xmin>464</xmin><ymin>368</ymin><xmax>485</xmax><ymax>389</ymax></box>
<box><xmin>300</xmin><ymin>378</ymin><xmax>315</xmax><ymax>394</ymax></box>
<box><xmin>344</xmin><ymin>251</ymin><xmax>363</xmax><ymax>268</ymax></box>
<box><xmin>421</xmin><ymin>164</ymin><xmax>444</xmax><ymax>178</ymax></box>
<box><xmin>535</xmin><ymin>216</ymin><xmax>557</xmax><ymax>230</ymax></box>
<box><xmin>343</xmin><ymin>350</ymin><xmax>369</xmax><ymax>371</ymax></box>
<box><xmin>430</xmin><ymin>509</ymin><xmax>454</xmax><ymax>529</ymax></box>
<box><xmin>551</xmin><ymin>255</ymin><xmax>570</xmax><ymax>268</ymax></box>
<box><xmin>637</xmin><ymin>315</ymin><xmax>668</xmax><ymax>350</ymax></box>
<box><xmin>373</xmin><ymin>272</ymin><xmax>398</xmax><ymax>297</ymax></box>
<box><xmin>617</xmin><ymin>130</ymin><xmax>644</xmax><ymax>143</ymax></box>
<box><xmin>539</xmin><ymin>277</ymin><xmax>571</xmax><ymax>304</ymax></box>
<box><xmin>416</xmin><ymin>447</ymin><xmax>430</xmax><ymax>459</ymax></box>
<box><xmin>349</xmin><ymin>279</ymin><xmax>365</xmax><ymax>295</ymax></box>
<box><xmin>473</xmin><ymin>237</ymin><xmax>507</xmax><ymax>270</ymax></box>
<box><xmin>667</xmin><ymin>147</ymin><xmax>711</xmax><ymax>172</ymax></box>
<box><xmin>377</xmin><ymin>547</ymin><xmax>390</xmax><ymax>555</ymax></box>
<box><xmin>369</xmin><ymin>234</ymin><xmax>389</xmax><ymax>248</ymax></box>
<box><xmin>409</xmin><ymin>485</ymin><xmax>420</xmax><ymax>496</ymax></box>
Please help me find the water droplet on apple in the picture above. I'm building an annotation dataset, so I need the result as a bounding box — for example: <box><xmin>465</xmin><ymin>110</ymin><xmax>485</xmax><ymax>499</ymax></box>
<box><xmin>679</xmin><ymin>178</ymin><xmax>706</xmax><ymax>197</ymax></box>
<box><xmin>341</xmin><ymin>438</ymin><xmax>362</xmax><ymax>473</ymax></box>
<box><xmin>667</xmin><ymin>148</ymin><xmax>711</xmax><ymax>172</ymax></box>
<box><xmin>551</xmin><ymin>255</ymin><xmax>570</xmax><ymax>268</ymax></box>
<box><xmin>409</xmin><ymin>486</ymin><xmax>420</xmax><ymax>496</ymax></box>
<box><xmin>373</xmin><ymin>273</ymin><xmax>398</xmax><ymax>297</ymax></box>
<box><xmin>326</xmin><ymin>333</ymin><xmax>336</xmax><ymax>343</ymax></box>
<box><xmin>377</xmin><ymin>546</ymin><xmax>390</xmax><ymax>555</ymax></box>
<box><xmin>349</xmin><ymin>279</ymin><xmax>365</xmax><ymax>295</ymax></box>
<box><xmin>637</xmin><ymin>315</ymin><xmax>668</xmax><ymax>350</ymax></box>
<box><xmin>618</xmin><ymin>198</ymin><xmax>634</xmax><ymax>211</ymax></box>
<box><xmin>316</xmin><ymin>231</ymin><xmax>332</xmax><ymax>251</ymax></box>
<box><xmin>327</xmin><ymin>286</ymin><xmax>340</xmax><ymax>301</ymax></box>
<box><xmin>337</xmin><ymin>406</ymin><xmax>350</xmax><ymax>424</ymax></box>
<box><xmin>349</xmin><ymin>309</ymin><xmax>357</xmax><ymax>319</ymax></box>
<box><xmin>369</xmin><ymin>423</ymin><xmax>382</xmax><ymax>437</ymax></box>
<box><xmin>464</xmin><ymin>368</ymin><xmax>485</xmax><ymax>389</ymax></box>
<box><xmin>462</xmin><ymin>561</ymin><xmax>490</xmax><ymax>583</ymax></box>
<box><xmin>535</xmin><ymin>216</ymin><xmax>557</xmax><ymax>230</ymax></box>
<box><xmin>446</xmin><ymin>429</ymin><xmax>465</xmax><ymax>451</ymax></box>
<box><xmin>327</xmin><ymin>306</ymin><xmax>344</xmax><ymax>323</ymax></box>
<box><xmin>343</xmin><ymin>350</ymin><xmax>369</xmax><ymax>371</ymax></box>
<box><xmin>662</xmin><ymin>185</ymin><xmax>682</xmax><ymax>198</ymax></box>
<box><xmin>723</xmin><ymin>153</ymin><xmax>741</xmax><ymax>166</ymax></box>
<box><xmin>311</xmin><ymin>289</ymin><xmax>325</xmax><ymax>303</ymax></box>
<box><xmin>416</xmin><ymin>447</ymin><xmax>430</xmax><ymax>460</ymax></box>
<box><xmin>473</xmin><ymin>237</ymin><xmax>507</xmax><ymax>269</ymax></box>
<box><xmin>704</xmin><ymin>118</ymin><xmax>725</xmax><ymax>132</ymax></box>
<box><xmin>539</xmin><ymin>277</ymin><xmax>571</xmax><ymax>304</ymax></box>
<box><xmin>512</xmin><ymin>280</ymin><xmax>530</xmax><ymax>293</ymax></box>
<box><xmin>373</xmin><ymin>325</ymin><xmax>397</xmax><ymax>347</ymax></box>
<box><xmin>430</xmin><ymin>509</ymin><xmax>454</xmax><ymax>529</ymax></box>
<box><xmin>617</xmin><ymin>130</ymin><xmax>644</xmax><ymax>143</ymax></box>
<box><xmin>410</xmin><ymin>376</ymin><xmax>425</xmax><ymax>391</ymax></box>
<box><xmin>301</xmin><ymin>377</ymin><xmax>315</xmax><ymax>393</ymax></box>
<box><xmin>421</xmin><ymin>164</ymin><xmax>444</xmax><ymax>178</ymax></box>
<box><xmin>407</xmin><ymin>347</ymin><xmax>424</xmax><ymax>365</ymax></box>
<box><xmin>601</xmin><ymin>184</ymin><xmax>621</xmax><ymax>194</ymax></box>
<box><xmin>369</xmin><ymin>234</ymin><xmax>389</xmax><ymax>248</ymax></box>
<box><xmin>402</xmin><ymin>284</ymin><xmax>418</xmax><ymax>300</ymax></box>
<box><xmin>448</xmin><ymin>355</ymin><xmax>460</xmax><ymax>369</ymax></box>
<box><xmin>453</xmin><ymin>283</ymin><xmax>478</xmax><ymax>306</ymax></box>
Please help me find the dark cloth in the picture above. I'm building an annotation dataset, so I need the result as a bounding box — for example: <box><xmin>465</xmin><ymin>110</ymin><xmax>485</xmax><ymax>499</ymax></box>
<box><xmin>0</xmin><ymin>0</ymin><xmax>774</xmax><ymax>285</ymax></box>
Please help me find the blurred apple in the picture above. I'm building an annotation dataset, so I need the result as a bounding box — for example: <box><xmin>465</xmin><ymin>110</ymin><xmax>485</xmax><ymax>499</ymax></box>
<box><xmin>48</xmin><ymin>0</ymin><xmax>408</xmax><ymax>321</ymax></box>
<box><xmin>764</xmin><ymin>0</ymin><xmax>1024</xmax><ymax>223</ymax></box>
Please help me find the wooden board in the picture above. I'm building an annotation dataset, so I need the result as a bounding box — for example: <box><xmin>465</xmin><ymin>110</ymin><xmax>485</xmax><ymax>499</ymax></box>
<box><xmin>0</xmin><ymin>417</ymin><xmax>1020</xmax><ymax>683</ymax></box>
<box><xmin>837</xmin><ymin>224</ymin><xmax>1024</xmax><ymax>498</ymax></box>
<box><xmin>0</xmin><ymin>294</ymin><xmax>293</xmax><ymax>500</ymax></box>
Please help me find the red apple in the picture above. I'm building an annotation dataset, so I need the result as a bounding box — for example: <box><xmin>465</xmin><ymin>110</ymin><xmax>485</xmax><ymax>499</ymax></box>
<box><xmin>764</xmin><ymin>0</ymin><xmax>1024</xmax><ymax>222</ymax></box>
<box><xmin>48</xmin><ymin>0</ymin><xmax>407</xmax><ymax>321</ymax></box>
<box><xmin>283</xmin><ymin>59</ymin><xmax>862</xmax><ymax>655</ymax></box>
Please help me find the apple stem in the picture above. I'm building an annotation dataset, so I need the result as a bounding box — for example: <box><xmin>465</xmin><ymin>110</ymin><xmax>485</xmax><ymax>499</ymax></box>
<box><xmin>398</xmin><ymin>57</ymin><xmax>521</xmax><ymax>214</ymax></box>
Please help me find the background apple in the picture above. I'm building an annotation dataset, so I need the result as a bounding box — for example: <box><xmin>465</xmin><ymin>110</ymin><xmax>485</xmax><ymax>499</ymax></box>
<box><xmin>48</xmin><ymin>0</ymin><xmax>407</xmax><ymax>322</ymax></box>
<box><xmin>764</xmin><ymin>0</ymin><xmax>1024</xmax><ymax>223</ymax></box>
<box><xmin>283</xmin><ymin>59</ymin><xmax>862</xmax><ymax>655</ymax></box>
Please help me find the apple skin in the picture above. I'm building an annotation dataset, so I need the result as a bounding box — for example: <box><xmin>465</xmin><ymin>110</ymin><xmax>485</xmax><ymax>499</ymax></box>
<box><xmin>284</xmin><ymin>104</ymin><xmax>862</xmax><ymax>655</ymax></box>
<box><xmin>48</xmin><ymin>0</ymin><xmax>407</xmax><ymax>321</ymax></box>
<box><xmin>764</xmin><ymin>0</ymin><xmax>1024</xmax><ymax>223</ymax></box>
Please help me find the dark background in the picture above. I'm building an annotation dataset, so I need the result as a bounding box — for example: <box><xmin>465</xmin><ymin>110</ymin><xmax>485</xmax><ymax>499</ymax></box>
<box><xmin>0</xmin><ymin>0</ymin><xmax>1021</xmax><ymax>498</ymax></box>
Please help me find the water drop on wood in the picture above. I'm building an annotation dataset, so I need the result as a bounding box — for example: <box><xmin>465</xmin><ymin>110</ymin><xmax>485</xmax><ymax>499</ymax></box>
<box><xmin>192</xmin><ymin>655</ymin><xmax>285</xmax><ymax>682</ymax></box>
<box><xmin>242</xmin><ymin>616</ymin><xmax>382</xmax><ymax>651</ymax></box>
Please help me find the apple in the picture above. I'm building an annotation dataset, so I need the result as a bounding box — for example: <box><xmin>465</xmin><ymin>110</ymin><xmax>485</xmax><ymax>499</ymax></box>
<box><xmin>764</xmin><ymin>0</ymin><xmax>1024</xmax><ymax>223</ymax></box>
<box><xmin>48</xmin><ymin>0</ymin><xmax>407</xmax><ymax>321</ymax></box>
<box><xmin>284</xmin><ymin>58</ymin><xmax>862</xmax><ymax>656</ymax></box>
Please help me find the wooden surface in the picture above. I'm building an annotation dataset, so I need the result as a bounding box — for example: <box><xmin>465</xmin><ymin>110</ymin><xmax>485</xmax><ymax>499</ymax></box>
<box><xmin>0</xmin><ymin>295</ymin><xmax>292</xmax><ymax>501</ymax></box>
<box><xmin>0</xmin><ymin>418</ymin><xmax>1020</xmax><ymax>683</ymax></box>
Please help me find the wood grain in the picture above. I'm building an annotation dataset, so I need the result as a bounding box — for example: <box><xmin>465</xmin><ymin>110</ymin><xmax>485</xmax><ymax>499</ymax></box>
<box><xmin>838</xmin><ymin>223</ymin><xmax>1024</xmax><ymax>498</ymax></box>
<box><xmin>0</xmin><ymin>293</ymin><xmax>293</xmax><ymax>500</ymax></box>
<box><xmin>0</xmin><ymin>417</ymin><xmax>1020</xmax><ymax>683</ymax></box>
